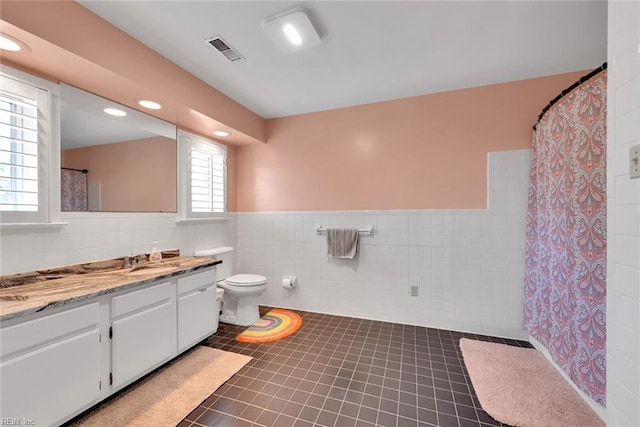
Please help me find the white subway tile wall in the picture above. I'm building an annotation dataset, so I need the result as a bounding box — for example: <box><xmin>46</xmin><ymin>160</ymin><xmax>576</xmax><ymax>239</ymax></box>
<box><xmin>235</xmin><ymin>149</ymin><xmax>531</xmax><ymax>340</ymax></box>
<box><xmin>607</xmin><ymin>1</ymin><xmax>640</xmax><ymax>425</ymax></box>
<box><xmin>0</xmin><ymin>213</ymin><xmax>236</xmax><ymax>275</ymax></box>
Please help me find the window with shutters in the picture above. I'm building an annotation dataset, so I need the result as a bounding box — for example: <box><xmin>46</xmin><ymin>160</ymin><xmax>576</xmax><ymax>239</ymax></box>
<box><xmin>177</xmin><ymin>131</ymin><xmax>227</xmax><ymax>220</ymax></box>
<box><xmin>0</xmin><ymin>72</ymin><xmax>55</xmax><ymax>224</ymax></box>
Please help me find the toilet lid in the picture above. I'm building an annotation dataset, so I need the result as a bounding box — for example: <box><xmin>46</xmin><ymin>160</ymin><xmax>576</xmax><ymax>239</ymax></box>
<box><xmin>225</xmin><ymin>274</ymin><xmax>266</xmax><ymax>286</ymax></box>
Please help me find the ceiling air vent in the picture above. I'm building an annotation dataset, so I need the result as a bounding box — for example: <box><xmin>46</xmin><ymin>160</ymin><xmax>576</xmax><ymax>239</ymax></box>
<box><xmin>206</xmin><ymin>36</ymin><xmax>244</xmax><ymax>62</ymax></box>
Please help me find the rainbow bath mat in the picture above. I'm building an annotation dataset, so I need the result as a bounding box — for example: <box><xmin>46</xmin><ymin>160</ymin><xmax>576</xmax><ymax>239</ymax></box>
<box><xmin>236</xmin><ymin>309</ymin><xmax>302</xmax><ymax>343</ymax></box>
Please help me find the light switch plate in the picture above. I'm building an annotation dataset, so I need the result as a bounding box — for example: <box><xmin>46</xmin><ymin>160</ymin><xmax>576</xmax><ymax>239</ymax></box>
<box><xmin>631</xmin><ymin>145</ymin><xmax>640</xmax><ymax>179</ymax></box>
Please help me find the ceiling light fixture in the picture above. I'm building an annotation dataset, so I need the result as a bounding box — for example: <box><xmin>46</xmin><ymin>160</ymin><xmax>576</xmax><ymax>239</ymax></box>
<box><xmin>283</xmin><ymin>24</ymin><xmax>302</xmax><ymax>46</ymax></box>
<box><xmin>103</xmin><ymin>107</ymin><xmax>127</xmax><ymax>117</ymax></box>
<box><xmin>263</xmin><ymin>9</ymin><xmax>321</xmax><ymax>53</ymax></box>
<box><xmin>138</xmin><ymin>100</ymin><xmax>162</xmax><ymax>110</ymax></box>
<box><xmin>213</xmin><ymin>130</ymin><xmax>230</xmax><ymax>137</ymax></box>
<box><xmin>0</xmin><ymin>33</ymin><xmax>29</xmax><ymax>53</ymax></box>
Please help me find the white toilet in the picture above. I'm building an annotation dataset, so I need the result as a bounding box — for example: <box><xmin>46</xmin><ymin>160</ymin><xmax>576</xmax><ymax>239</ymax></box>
<box><xmin>194</xmin><ymin>247</ymin><xmax>267</xmax><ymax>326</ymax></box>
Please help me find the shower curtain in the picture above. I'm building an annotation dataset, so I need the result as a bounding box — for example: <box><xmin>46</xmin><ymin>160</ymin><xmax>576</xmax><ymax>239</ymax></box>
<box><xmin>61</xmin><ymin>169</ymin><xmax>88</xmax><ymax>211</ymax></box>
<box><xmin>523</xmin><ymin>71</ymin><xmax>607</xmax><ymax>406</ymax></box>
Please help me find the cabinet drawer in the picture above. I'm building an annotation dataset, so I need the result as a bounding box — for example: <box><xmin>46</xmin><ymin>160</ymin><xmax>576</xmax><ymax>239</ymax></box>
<box><xmin>177</xmin><ymin>268</ymin><xmax>216</xmax><ymax>295</ymax></box>
<box><xmin>112</xmin><ymin>281</ymin><xmax>172</xmax><ymax>318</ymax></box>
<box><xmin>0</xmin><ymin>302</ymin><xmax>99</xmax><ymax>359</ymax></box>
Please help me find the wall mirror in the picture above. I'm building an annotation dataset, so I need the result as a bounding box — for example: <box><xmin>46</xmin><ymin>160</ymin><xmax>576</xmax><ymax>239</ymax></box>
<box><xmin>60</xmin><ymin>84</ymin><xmax>177</xmax><ymax>212</ymax></box>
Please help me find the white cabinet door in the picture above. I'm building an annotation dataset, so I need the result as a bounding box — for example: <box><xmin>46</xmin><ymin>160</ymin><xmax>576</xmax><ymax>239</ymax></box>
<box><xmin>178</xmin><ymin>285</ymin><xmax>218</xmax><ymax>351</ymax></box>
<box><xmin>176</xmin><ymin>268</ymin><xmax>218</xmax><ymax>352</ymax></box>
<box><xmin>0</xmin><ymin>303</ymin><xmax>101</xmax><ymax>427</ymax></box>
<box><xmin>111</xmin><ymin>281</ymin><xmax>176</xmax><ymax>389</ymax></box>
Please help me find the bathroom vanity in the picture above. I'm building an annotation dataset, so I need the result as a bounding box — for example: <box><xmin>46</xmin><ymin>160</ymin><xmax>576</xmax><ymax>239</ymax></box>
<box><xmin>0</xmin><ymin>255</ymin><xmax>221</xmax><ymax>426</ymax></box>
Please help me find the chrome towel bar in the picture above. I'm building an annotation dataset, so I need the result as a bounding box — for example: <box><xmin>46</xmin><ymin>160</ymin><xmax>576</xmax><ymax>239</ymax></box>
<box><xmin>316</xmin><ymin>225</ymin><xmax>374</xmax><ymax>235</ymax></box>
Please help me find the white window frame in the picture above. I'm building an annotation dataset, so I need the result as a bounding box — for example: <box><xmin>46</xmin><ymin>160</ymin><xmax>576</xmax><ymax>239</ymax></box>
<box><xmin>177</xmin><ymin>130</ymin><xmax>228</xmax><ymax>222</ymax></box>
<box><xmin>0</xmin><ymin>66</ymin><xmax>61</xmax><ymax>227</ymax></box>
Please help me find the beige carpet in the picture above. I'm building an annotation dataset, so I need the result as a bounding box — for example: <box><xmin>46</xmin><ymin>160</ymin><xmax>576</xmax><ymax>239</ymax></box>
<box><xmin>459</xmin><ymin>338</ymin><xmax>604</xmax><ymax>427</ymax></box>
<box><xmin>73</xmin><ymin>347</ymin><xmax>251</xmax><ymax>427</ymax></box>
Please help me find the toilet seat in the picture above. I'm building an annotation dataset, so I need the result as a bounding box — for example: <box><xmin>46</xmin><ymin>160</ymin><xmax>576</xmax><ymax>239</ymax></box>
<box><xmin>224</xmin><ymin>274</ymin><xmax>266</xmax><ymax>286</ymax></box>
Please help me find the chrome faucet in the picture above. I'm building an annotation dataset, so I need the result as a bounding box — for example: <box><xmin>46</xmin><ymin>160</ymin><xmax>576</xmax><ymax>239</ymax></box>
<box><xmin>123</xmin><ymin>253</ymin><xmax>147</xmax><ymax>268</ymax></box>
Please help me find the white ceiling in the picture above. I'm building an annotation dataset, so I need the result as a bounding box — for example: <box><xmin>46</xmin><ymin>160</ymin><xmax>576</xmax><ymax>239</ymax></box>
<box><xmin>79</xmin><ymin>1</ymin><xmax>607</xmax><ymax>119</ymax></box>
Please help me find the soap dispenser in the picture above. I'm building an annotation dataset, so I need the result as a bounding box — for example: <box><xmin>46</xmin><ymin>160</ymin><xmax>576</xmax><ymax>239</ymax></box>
<box><xmin>149</xmin><ymin>241</ymin><xmax>162</xmax><ymax>263</ymax></box>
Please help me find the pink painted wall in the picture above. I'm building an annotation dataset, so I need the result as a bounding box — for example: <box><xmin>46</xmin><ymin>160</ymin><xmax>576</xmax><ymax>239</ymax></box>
<box><xmin>62</xmin><ymin>137</ymin><xmax>177</xmax><ymax>212</ymax></box>
<box><xmin>236</xmin><ymin>71</ymin><xmax>588</xmax><ymax>212</ymax></box>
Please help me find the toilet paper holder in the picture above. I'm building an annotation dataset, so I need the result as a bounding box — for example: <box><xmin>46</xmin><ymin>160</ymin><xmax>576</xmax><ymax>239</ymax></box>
<box><xmin>282</xmin><ymin>275</ymin><xmax>297</xmax><ymax>288</ymax></box>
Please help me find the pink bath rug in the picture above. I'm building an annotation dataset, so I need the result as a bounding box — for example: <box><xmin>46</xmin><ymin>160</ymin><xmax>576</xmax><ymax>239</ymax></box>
<box><xmin>459</xmin><ymin>338</ymin><xmax>604</xmax><ymax>427</ymax></box>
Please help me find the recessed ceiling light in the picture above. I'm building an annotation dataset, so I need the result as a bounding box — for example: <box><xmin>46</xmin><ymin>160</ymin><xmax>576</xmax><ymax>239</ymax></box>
<box><xmin>0</xmin><ymin>33</ymin><xmax>28</xmax><ymax>52</ymax></box>
<box><xmin>138</xmin><ymin>100</ymin><xmax>162</xmax><ymax>110</ymax></box>
<box><xmin>263</xmin><ymin>10</ymin><xmax>321</xmax><ymax>53</ymax></box>
<box><xmin>104</xmin><ymin>107</ymin><xmax>127</xmax><ymax>117</ymax></box>
<box><xmin>213</xmin><ymin>130</ymin><xmax>230</xmax><ymax>137</ymax></box>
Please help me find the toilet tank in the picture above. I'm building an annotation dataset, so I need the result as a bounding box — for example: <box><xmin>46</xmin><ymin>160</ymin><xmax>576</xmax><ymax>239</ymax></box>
<box><xmin>193</xmin><ymin>247</ymin><xmax>234</xmax><ymax>280</ymax></box>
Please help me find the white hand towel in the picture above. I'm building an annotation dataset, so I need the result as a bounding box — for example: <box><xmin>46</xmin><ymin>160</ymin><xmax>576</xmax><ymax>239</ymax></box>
<box><xmin>327</xmin><ymin>228</ymin><xmax>359</xmax><ymax>259</ymax></box>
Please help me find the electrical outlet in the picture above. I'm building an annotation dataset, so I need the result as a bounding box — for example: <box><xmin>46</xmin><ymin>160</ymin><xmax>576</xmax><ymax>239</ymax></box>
<box><xmin>631</xmin><ymin>145</ymin><xmax>640</xmax><ymax>179</ymax></box>
<box><xmin>410</xmin><ymin>286</ymin><xmax>419</xmax><ymax>297</ymax></box>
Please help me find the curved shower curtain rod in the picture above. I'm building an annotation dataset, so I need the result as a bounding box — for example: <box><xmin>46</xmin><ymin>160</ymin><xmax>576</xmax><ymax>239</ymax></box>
<box><xmin>533</xmin><ymin>62</ymin><xmax>607</xmax><ymax>131</ymax></box>
<box><xmin>61</xmin><ymin>167</ymin><xmax>88</xmax><ymax>174</ymax></box>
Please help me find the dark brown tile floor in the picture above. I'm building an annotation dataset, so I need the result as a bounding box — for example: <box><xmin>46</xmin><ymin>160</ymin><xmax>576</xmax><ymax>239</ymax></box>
<box><xmin>179</xmin><ymin>307</ymin><xmax>531</xmax><ymax>427</ymax></box>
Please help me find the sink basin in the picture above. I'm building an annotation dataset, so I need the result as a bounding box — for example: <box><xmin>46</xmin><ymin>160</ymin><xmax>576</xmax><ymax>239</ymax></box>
<box><xmin>126</xmin><ymin>266</ymin><xmax>178</xmax><ymax>276</ymax></box>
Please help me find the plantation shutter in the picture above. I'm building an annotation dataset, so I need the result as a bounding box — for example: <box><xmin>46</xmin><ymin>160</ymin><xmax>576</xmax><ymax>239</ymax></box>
<box><xmin>0</xmin><ymin>75</ymin><xmax>49</xmax><ymax>222</ymax></box>
<box><xmin>188</xmin><ymin>137</ymin><xmax>226</xmax><ymax>217</ymax></box>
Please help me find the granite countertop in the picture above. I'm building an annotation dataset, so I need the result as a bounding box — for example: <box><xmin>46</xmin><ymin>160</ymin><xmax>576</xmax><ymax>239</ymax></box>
<box><xmin>0</xmin><ymin>251</ymin><xmax>221</xmax><ymax>321</ymax></box>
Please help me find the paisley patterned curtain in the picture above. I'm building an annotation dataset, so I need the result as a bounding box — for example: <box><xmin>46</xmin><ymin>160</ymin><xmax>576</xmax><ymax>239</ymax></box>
<box><xmin>523</xmin><ymin>72</ymin><xmax>607</xmax><ymax>406</ymax></box>
<box><xmin>61</xmin><ymin>168</ymin><xmax>88</xmax><ymax>211</ymax></box>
